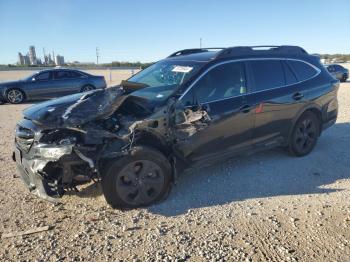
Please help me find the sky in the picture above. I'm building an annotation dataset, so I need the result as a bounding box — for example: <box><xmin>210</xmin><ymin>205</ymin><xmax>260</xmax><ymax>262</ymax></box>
<box><xmin>0</xmin><ymin>0</ymin><xmax>349</xmax><ymax>64</ymax></box>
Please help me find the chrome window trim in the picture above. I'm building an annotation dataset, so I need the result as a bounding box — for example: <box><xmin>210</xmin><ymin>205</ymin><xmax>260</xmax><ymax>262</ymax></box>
<box><xmin>179</xmin><ymin>57</ymin><xmax>321</xmax><ymax>104</ymax></box>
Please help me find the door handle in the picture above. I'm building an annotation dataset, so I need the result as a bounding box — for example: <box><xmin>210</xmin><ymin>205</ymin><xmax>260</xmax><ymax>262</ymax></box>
<box><xmin>292</xmin><ymin>92</ymin><xmax>304</xmax><ymax>101</ymax></box>
<box><xmin>239</xmin><ymin>104</ymin><xmax>251</xmax><ymax>113</ymax></box>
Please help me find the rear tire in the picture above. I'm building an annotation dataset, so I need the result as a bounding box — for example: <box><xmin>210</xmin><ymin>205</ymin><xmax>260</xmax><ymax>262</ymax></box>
<box><xmin>6</xmin><ymin>88</ymin><xmax>25</xmax><ymax>104</ymax></box>
<box><xmin>81</xmin><ymin>85</ymin><xmax>95</xmax><ymax>92</ymax></box>
<box><xmin>288</xmin><ymin>112</ymin><xmax>320</xmax><ymax>157</ymax></box>
<box><xmin>101</xmin><ymin>146</ymin><xmax>172</xmax><ymax>209</ymax></box>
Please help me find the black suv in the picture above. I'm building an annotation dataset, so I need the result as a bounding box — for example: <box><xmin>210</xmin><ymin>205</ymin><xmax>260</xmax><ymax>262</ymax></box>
<box><xmin>13</xmin><ymin>46</ymin><xmax>339</xmax><ymax>208</ymax></box>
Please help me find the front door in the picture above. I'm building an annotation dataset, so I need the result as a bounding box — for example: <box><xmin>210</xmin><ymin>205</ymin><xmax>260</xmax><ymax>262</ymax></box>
<box><xmin>172</xmin><ymin>61</ymin><xmax>255</xmax><ymax>164</ymax></box>
<box><xmin>26</xmin><ymin>71</ymin><xmax>54</xmax><ymax>99</ymax></box>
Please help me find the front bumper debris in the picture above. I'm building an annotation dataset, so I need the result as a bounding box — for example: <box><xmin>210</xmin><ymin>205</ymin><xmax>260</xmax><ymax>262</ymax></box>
<box><xmin>12</xmin><ymin>143</ymin><xmax>93</xmax><ymax>202</ymax></box>
<box><xmin>13</xmin><ymin>147</ymin><xmax>59</xmax><ymax>202</ymax></box>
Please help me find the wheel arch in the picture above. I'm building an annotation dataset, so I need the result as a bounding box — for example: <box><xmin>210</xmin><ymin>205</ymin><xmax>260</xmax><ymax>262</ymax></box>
<box><xmin>133</xmin><ymin>129</ymin><xmax>171</xmax><ymax>157</ymax></box>
<box><xmin>288</xmin><ymin>104</ymin><xmax>323</xmax><ymax>141</ymax></box>
<box><xmin>5</xmin><ymin>87</ymin><xmax>27</xmax><ymax>102</ymax></box>
<box><xmin>80</xmin><ymin>83</ymin><xmax>96</xmax><ymax>92</ymax></box>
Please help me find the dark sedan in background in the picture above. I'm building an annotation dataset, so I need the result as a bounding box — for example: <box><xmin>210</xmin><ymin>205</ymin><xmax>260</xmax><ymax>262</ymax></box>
<box><xmin>325</xmin><ymin>64</ymin><xmax>349</xmax><ymax>82</ymax></box>
<box><xmin>0</xmin><ymin>68</ymin><xmax>107</xmax><ymax>104</ymax></box>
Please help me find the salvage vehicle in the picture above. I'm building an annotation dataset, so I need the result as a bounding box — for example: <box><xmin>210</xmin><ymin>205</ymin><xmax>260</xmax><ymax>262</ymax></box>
<box><xmin>13</xmin><ymin>46</ymin><xmax>339</xmax><ymax>208</ymax></box>
<box><xmin>0</xmin><ymin>68</ymin><xmax>106</xmax><ymax>104</ymax></box>
<box><xmin>324</xmin><ymin>64</ymin><xmax>349</xmax><ymax>82</ymax></box>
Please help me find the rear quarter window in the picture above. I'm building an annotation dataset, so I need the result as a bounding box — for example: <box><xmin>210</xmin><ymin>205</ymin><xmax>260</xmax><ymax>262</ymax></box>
<box><xmin>287</xmin><ymin>60</ymin><xmax>318</xmax><ymax>81</ymax></box>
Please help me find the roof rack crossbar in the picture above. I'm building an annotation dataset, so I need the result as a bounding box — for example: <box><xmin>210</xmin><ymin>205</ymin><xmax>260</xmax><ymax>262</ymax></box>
<box><xmin>168</xmin><ymin>48</ymin><xmax>225</xmax><ymax>58</ymax></box>
<box><xmin>215</xmin><ymin>45</ymin><xmax>307</xmax><ymax>59</ymax></box>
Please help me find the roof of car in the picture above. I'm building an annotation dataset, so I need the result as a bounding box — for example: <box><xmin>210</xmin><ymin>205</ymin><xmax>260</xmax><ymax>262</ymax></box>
<box><xmin>38</xmin><ymin>68</ymin><xmax>83</xmax><ymax>73</ymax></box>
<box><xmin>164</xmin><ymin>46</ymin><xmax>309</xmax><ymax>63</ymax></box>
<box><xmin>165</xmin><ymin>51</ymin><xmax>220</xmax><ymax>62</ymax></box>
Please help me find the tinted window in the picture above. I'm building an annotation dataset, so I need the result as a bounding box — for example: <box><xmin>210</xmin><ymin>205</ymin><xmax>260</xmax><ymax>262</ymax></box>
<box><xmin>35</xmin><ymin>72</ymin><xmax>51</xmax><ymax>81</ymax></box>
<box><xmin>282</xmin><ymin>61</ymin><xmax>298</xmax><ymax>85</ymax></box>
<box><xmin>250</xmin><ymin>60</ymin><xmax>285</xmax><ymax>91</ymax></box>
<box><xmin>192</xmin><ymin>62</ymin><xmax>246</xmax><ymax>104</ymax></box>
<box><xmin>70</xmin><ymin>71</ymin><xmax>83</xmax><ymax>78</ymax></box>
<box><xmin>334</xmin><ymin>65</ymin><xmax>343</xmax><ymax>71</ymax></box>
<box><xmin>54</xmin><ymin>71</ymin><xmax>71</xmax><ymax>79</ymax></box>
<box><xmin>287</xmin><ymin>60</ymin><xmax>318</xmax><ymax>81</ymax></box>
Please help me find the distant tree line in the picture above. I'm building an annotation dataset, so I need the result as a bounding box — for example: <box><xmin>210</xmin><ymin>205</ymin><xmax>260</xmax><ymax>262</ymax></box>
<box><xmin>317</xmin><ymin>54</ymin><xmax>350</xmax><ymax>63</ymax></box>
<box><xmin>101</xmin><ymin>61</ymin><xmax>154</xmax><ymax>69</ymax></box>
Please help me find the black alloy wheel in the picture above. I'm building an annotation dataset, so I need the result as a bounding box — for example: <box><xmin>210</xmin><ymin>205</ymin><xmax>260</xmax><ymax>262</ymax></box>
<box><xmin>289</xmin><ymin>112</ymin><xmax>320</xmax><ymax>156</ymax></box>
<box><xmin>102</xmin><ymin>146</ymin><xmax>172</xmax><ymax>208</ymax></box>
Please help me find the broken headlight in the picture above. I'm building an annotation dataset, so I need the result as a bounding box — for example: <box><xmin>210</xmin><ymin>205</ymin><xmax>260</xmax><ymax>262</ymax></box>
<box><xmin>35</xmin><ymin>145</ymin><xmax>73</xmax><ymax>159</ymax></box>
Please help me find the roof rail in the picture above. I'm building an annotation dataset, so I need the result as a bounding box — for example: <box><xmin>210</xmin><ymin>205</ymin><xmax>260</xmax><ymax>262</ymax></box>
<box><xmin>216</xmin><ymin>45</ymin><xmax>308</xmax><ymax>59</ymax></box>
<box><xmin>168</xmin><ymin>48</ymin><xmax>225</xmax><ymax>58</ymax></box>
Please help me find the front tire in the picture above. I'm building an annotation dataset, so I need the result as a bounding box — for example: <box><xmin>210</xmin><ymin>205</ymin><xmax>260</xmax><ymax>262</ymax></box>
<box><xmin>288</xmin><ymin>112</ymin><xmax>320</xmax><ymax>157</ymax></box>
<box><xmin>101</xmin><ymin>146</ymin><xmax>172</xmax><ymax>209</ymax></box>
<box><xmin>6</xmin><ymin>88</ymin><xmax>25</xmax><ymax>104</ymax></box>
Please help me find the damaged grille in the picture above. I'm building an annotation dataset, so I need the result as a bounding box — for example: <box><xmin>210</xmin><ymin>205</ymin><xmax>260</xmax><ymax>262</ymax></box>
<box><xmin>15</xmin><ymin>125</ymin><xmax>34</xmax><ymax>152</ymax></box>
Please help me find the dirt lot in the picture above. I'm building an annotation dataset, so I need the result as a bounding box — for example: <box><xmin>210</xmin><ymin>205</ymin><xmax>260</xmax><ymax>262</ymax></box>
<box><xmin>0</xmin><ymin>69</ymin><xmax>350</xmax><ymax>261</ymax></box>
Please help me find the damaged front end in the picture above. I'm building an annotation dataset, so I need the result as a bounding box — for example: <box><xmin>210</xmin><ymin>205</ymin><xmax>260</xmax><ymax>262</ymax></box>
<box><xmin>13</xmin><ymin>82</ymin><xmax>212</xmax><ymax>204</ymax></box>
<box><xmin>13</xmin><ymin>86</ymin><xmax>171</xmax><ymax>202</ymax></box>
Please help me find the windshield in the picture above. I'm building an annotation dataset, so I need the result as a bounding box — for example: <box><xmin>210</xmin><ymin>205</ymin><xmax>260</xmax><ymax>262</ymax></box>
<box><xmin>126</xmin><ymin>60</ymin><xmax>204</xmax><ymax>102</ymax></box>
<box><xmin>23</xmin><ymin>71</ymin><xmax>39</xmax><ymax>81</ymax></box>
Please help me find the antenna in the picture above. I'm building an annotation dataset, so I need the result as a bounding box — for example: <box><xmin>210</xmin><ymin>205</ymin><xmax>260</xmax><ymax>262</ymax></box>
<box><xmin>96</xmin><ymin>47</ymin><xmax>100</xmax><ymax>64</ymax></box>
<box><xmin>199</xmin><ymin>38</ymin><xmax>202</xmax><ymax>48</ymax></box>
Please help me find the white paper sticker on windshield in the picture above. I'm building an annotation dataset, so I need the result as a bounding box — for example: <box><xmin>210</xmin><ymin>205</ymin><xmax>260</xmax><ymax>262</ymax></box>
<box><xmin>172</xmin><ymin>66</ymin><xmax>193</xmax><ymax>73</ymax></box>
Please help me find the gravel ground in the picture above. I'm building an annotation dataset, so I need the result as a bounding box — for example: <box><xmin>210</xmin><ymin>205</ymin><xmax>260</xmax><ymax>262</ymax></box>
<box><xmin>0</xmin><ymin>80</ymin><xmax>350</xmax><ymax>261</ymax></box>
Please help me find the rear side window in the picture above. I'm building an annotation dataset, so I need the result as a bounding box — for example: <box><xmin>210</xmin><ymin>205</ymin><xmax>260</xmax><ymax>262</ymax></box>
<box><xmin>250</xmin><ymin>60</ymin><xmax>285</xmax><ymax>91</ymax></box>
<box><xmin>334</xmin><ymin>65</ymin><xmax>344</xmax><ymax>71</ymax></box>
<box><xmin>54</xmin><ymin>71</ymin><xmax>71</xmax><ymax>79</ymax></box>
<box><xmin>287</xmin><ymin>60</ymin><xmax>318</xmax><ymax>81</ymax></box>
<box><xmin>282</xmin><ymin>61</ymin><xmax>298</xmax><ymax>85</ymax></box>
<box><xmin>70</xmin><ymin>71</ymin><xmax>84</xmax><ymax>78</ymax></box>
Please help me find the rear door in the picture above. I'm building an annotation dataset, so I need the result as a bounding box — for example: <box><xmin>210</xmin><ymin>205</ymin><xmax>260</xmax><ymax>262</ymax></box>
<box><xmin>247</xmin><ymin>59</ymin><xmax>319</xmax><ymax>148</ymax></box>
<box><xmin>172</xmin><ymin>61</ymin><xmax>255</xmax><ymax>164</ymax></box>
<box><xmin>52</xmin><ymin>70</ymin><xmax>82</xmax><ymax>97</ymax></box>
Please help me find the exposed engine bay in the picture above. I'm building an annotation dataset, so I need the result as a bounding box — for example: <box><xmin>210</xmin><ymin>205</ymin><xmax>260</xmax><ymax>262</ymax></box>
<box><xmin>13</xmin><ymin>85</ymin><xmax>210</xmax><ymax>202</ymax></box>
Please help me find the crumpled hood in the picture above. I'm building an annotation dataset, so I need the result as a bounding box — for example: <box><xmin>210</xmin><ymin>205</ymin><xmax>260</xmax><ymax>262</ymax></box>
<box><xmin>23</xmin><ymin>86</ymin><xmax>127</xmax><ymax>128</ymax></box>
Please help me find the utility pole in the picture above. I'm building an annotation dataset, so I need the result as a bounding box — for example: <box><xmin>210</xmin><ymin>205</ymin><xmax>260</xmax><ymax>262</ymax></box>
<box><xmin>200</xmin><ymin>38</ymin><xmax>202</xmax><ymax>48</ymax></box>
<box><xmin>96</xmin><ymin>47</ymin><xmax>100</xmax><ymax>65</ymax></box>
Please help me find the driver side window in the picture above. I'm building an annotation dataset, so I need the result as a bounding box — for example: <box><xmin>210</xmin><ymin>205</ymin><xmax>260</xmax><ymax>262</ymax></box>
<box><xmin>192</xmin><ymin>62</ymin><xmax>246</xmax><ymax>104</ymax></box>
